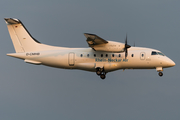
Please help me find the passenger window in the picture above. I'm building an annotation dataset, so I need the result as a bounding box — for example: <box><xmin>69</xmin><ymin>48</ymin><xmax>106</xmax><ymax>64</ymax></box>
<box><xmin>94</xmin><ymin>54</ymin><xmax>96</xmax><ymax>57</ymax></box>
<box><xmin>119</xmin><ymin>54</ymin><xmax>121</xmax><ymax>57</ymax></box>
<box><xmin>87</xmin><ymin>54</ymin><xmax>89</xmax><ymax>57</ymax></box>
<box><xmin>142</xmin><ymin>54</ymin><xmax>144</xmax><ymax>57</ymax></box>
<box><xmin>112</xmin><ymin>54</ymin><xmax>114</xmax><ymax>57</ymax></box>
<box><xmin>80</xmin><ymin>54</ymin><xmax>83</xmax><ymax>57</ymax></box>
<box><xmin>106</xmin><ymin>54</ymin><xmax>108</xmax><ymax>57</ymax></box>
<box><xmin>131</xmin><ymin>54</ymin><xmax>134</xmax><ymax>57</ymax></box>
<box><xmin>101</xmin><ymin>54</ymin><xmax>103</xmax><ymax>57</ymax></box>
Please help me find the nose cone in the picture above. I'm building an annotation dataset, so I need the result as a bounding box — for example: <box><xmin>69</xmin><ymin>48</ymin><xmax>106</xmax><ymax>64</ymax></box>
<box><xmin>164</xmin><ymin>57</ymin><xmax>175</xmax><ymax>67</ymax></box>
<box><xmin>169</xmin><ymin>59</ymin><xmax>176</xmax><ymax>67</ymax></box>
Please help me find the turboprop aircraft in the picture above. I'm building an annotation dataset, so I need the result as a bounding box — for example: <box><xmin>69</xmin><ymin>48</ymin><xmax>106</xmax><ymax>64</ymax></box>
<box><xmin>4</xmin><ymin>18</ymin><xmax>175</xmax><ymax>79</ymax></box>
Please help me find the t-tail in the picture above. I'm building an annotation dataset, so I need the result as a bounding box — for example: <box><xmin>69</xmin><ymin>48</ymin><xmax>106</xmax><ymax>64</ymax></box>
<box><xmin>5</xmin><ymin>18</ymin><xmax>66</xmax><ymax>53</ymax></box>
<box><xmin>4</xmin><ymin>18</ymin><xmax>41</xmax><ymax>53</ymax></box>
<box><xmin>5</xmin><ymin>18</ymin><xmax>66</xmax><ymax>64</ymax></box>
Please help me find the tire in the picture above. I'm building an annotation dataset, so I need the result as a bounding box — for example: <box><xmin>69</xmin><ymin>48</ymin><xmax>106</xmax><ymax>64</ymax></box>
<box><xmin>158</xmin><ymin>72</ymin><xmax>163</xmax><ymax>77</ymax></box>
<box><xmin>96</xmin><ymin>71</ymin><xmax>101</xmax><ymax>75</ymax></box>
<box><xmin>100</xmin><ymin>74</ymin><xmax>106</xmax><ymax>79</ymax></box>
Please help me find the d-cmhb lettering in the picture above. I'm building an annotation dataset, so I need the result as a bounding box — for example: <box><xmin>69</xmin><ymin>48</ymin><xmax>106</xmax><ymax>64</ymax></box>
<box><xmin>26</xmin><ymin>53</ymin><xmax>40</xmax><ymax>56</ymax></box>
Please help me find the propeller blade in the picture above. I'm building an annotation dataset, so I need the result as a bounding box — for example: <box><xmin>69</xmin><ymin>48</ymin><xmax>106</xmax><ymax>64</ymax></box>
<box><xmin>125</xmin><ymin>34</ymin><xmax>127</xmax><ymax>44</ymax></box>
<box><xmin>125</xmin><ymin>49</ymin><xmax>127</xmax><ymax>58</ymax></box>
<box><xmin>124</xmin><ymin>34</ymin><xmax>131</xmax><ymax>59</ymax></box>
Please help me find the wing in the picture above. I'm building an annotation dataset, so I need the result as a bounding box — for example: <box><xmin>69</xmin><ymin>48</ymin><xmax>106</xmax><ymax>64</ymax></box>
<box><xmin>84</xmin><ymin>33</ymin><xmax>108</xmax><ymax>47</ymax></box>
<box><xmin>84</xmin><ymin>33</ymin><xmax>126</xmax><ymax>52</ymax></box>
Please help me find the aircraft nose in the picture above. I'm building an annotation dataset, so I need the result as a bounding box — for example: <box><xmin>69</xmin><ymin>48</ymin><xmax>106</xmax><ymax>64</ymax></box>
<box><xmin>166</xmin><ymin>58</ymin><xmax>175</xmax><ymax>67</ymax></box>
<box><xmin>169</xmin><ymin>59</ymin><xmax>176</xmax><ymax>67</ymax></box>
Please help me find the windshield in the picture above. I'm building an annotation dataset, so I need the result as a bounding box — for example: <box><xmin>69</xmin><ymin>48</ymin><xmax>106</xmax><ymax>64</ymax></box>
<box><xmin>151</xmin><ymin>51</ymin><xmax>165</xmax><ymax>56</ymax></box>
<box><xmin>157</xmin><ymin>52</ymin><xmax>165</xmax><ymax>56</ymax></box>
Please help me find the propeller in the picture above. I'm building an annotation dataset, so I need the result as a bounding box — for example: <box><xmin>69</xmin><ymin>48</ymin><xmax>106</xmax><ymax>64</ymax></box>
<box><xmin>124</xmin><ymin>34</ymin><xmax>131</xmax><ymax>59</ymax></box>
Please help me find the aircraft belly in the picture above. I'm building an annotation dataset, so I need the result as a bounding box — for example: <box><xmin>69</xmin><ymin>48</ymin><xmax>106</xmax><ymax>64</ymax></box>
<box><xmin>121</xmin><ymin>60</ymin><xmax>153</xmax><ymax>69</ymax></box>
<box><xmin>33</xmin><ymin>53</ymin><xmax>69</xmax><ymax>69</ymax></box>
<box><xmin>75</xmin><ymin>63</ymin><xmax>96</xmax><ymax>71</ymax></box>
<box><xmin>74</xmin><ymin>62</ymin><xmax>122</xmax><ymax>72</ymax></box>
<box><xmin>104</xmin><ymin>63</ymin><xmax>122</xmax><ymax>72</ymax></box>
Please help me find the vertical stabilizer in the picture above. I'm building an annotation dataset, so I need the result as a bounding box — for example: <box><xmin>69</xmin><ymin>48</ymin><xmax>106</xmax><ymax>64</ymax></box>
<box><xmin>4</xmin><ymin>18</ymin><xmax>41</xmax><ymax>53</ymax></box>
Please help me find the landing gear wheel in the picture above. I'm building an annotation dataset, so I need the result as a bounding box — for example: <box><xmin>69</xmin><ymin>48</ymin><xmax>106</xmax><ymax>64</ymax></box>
<box><xmin>96</xmin><ymin>71</ymin><xmax>102</xmax><ymax>75</ymax></box>
<box><xmin>100</xmin><ymin>74</ymin><xmax>106</xmax><ymax>79</ymax></box>
<box><xmin>96</xmin><ymin>67</ymin><xmax>103</xmax><ymax>76</ymax></box>
<box><xmin>158</xmin><ymin>72</ymin><xmax>163</xmax><ymax>77</ymax></box>
<box><xmin>96</xmin><ymin>67</ymin><xmax>106</xmax><ymax>79</ymax></box>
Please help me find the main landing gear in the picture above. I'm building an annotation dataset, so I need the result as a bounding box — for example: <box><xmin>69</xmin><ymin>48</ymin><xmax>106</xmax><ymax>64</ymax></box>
<box><xmin>96</xmin><ymin>67</ymin><xmax>106</xmax><ymax>79</ymax></box>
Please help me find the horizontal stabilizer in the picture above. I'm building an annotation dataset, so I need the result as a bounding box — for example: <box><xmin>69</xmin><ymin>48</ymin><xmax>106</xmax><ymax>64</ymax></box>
<box><xmin>7</xmin><ymin>53</ymin><xmax>25</xmax><ymax>59</ymax></box>
<box><xmin>4</xmin><ymin>18</ymin><xmax>20</xmax><ymax>24</ymax></box>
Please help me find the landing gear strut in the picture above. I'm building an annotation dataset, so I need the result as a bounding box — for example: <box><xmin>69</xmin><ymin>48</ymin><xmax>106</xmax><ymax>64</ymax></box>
<box><xmin>96</xmin><ymin>67</ymin><xmax>106</xmax><ymax>79</ymax></box>
<box><xmin>156</xmin><ymin>67</ymin><xmax>163</xmax><ymax>77</ymax></box>
<box><xmin>158</xmin><ymin>72</ymin><xmax>163</xmax><ymax>77</ymax></box>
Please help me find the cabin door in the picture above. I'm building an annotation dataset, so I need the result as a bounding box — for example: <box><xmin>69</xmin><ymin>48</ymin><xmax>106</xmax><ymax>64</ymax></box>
<box><xmin>68</xmin><ymin>52</ymin><xmax>75</xmax><ymax>66</ymax></box>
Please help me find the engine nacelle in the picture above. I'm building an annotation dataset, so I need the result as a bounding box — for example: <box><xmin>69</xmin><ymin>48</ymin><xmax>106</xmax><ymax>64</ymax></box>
<box><xmin>92</xmin><ymin>41</ymin><xmax>125</xmax><ymax>52</ymax></box>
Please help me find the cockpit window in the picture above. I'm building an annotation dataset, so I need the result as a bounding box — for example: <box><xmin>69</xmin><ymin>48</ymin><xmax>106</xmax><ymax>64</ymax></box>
<box><xmin>157</xmin><ymin>52</ymin><xmax>165</xmax><ymax>56</ymax></box>
<box><xmin>151</xmin><ymin>51</ymin><xmax>165</xmax><ymax>56</ymax></box>
<box><xmin>151</xmin><ymin>51</ymin><xmax>158</xmax><ymax>55</ymax></box>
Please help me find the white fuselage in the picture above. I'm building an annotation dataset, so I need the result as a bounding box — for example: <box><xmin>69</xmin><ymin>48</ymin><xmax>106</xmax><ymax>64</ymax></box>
<box><xmin>7</xmin><ymin>46</ymin><xmax>175</xmax><ymax>73</ymax></box>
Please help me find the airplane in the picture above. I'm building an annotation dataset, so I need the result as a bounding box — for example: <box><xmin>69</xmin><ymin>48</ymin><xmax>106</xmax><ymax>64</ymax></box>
<box><xmin>4</xmin><ymin>18</ymin><xmax>175</xmax><ymax>79</ymax></box>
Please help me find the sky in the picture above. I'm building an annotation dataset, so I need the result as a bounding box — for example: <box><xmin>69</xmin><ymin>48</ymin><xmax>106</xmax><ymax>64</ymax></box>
<box><xmin>0</xmin><ymin>0</ymin><xmax>180</xmax><ymax>120</ymax></box>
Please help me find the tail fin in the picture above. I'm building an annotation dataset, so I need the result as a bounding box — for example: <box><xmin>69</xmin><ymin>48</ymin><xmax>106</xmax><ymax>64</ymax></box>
<box><xmin>4</xmin><ymin>18</ymin><xmax>41</xmax><ymax>53</ymax></box>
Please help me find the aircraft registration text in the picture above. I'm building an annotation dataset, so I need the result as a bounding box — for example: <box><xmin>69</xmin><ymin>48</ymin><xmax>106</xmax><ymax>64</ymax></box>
<box><xmin>26</xmin><ymin>53</ymin><xmax>40</xmax><ymax>56</ymax></box>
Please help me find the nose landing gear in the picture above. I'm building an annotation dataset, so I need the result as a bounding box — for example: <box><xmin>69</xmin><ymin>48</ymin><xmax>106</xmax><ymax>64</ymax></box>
<box><xmin>96</xmin><ymin>67</ymin><xmax>106</xmax><ymax>79</ymax></box>
<box><xmin>156</xmin><ymin>67</ymin><xmax>163</xmax><ymax>77</ymax></box>
<box><xmin>158</xmin><ymin>72</ymin><xmax>163</xmax><ymax>77</ymax></box>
